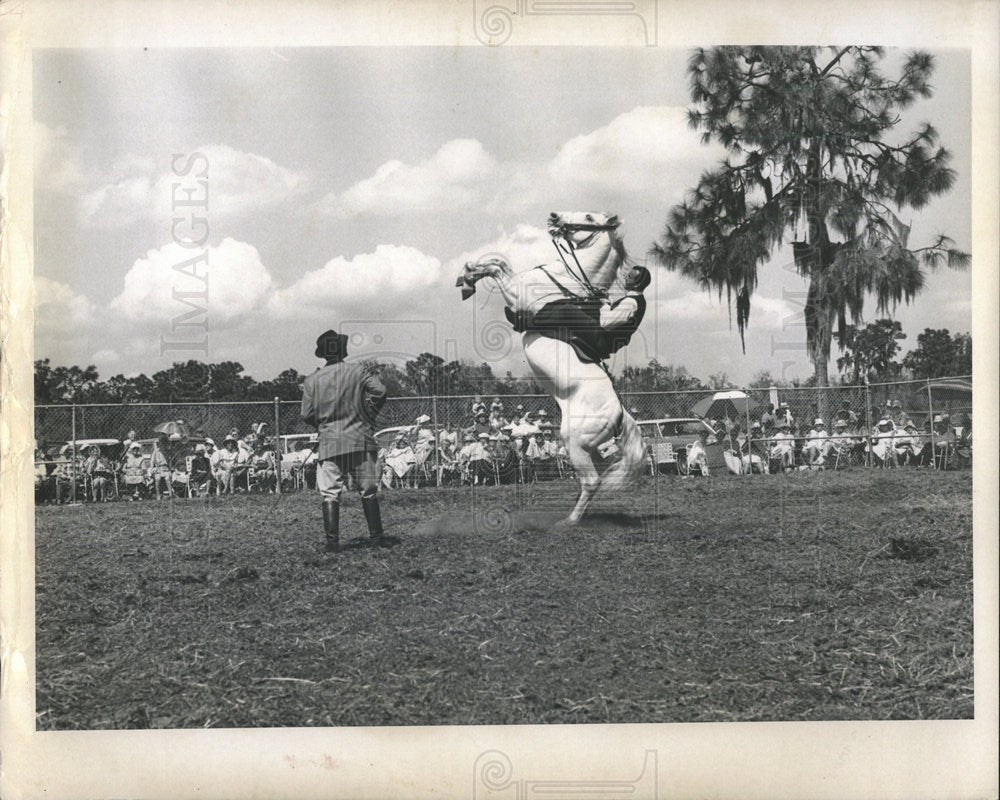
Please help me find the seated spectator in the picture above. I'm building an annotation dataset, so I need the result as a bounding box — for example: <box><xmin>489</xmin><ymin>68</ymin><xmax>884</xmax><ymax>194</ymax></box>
<box><xmin>889</xmin><ymin>399</ymin><xmax>911</xmax><ymax>428</ymax></box>
<box><xmin>212</xmin><ymin>437</ymin><xmax>240</xmax><ymax>494</ymax></box>
<box><xmin>512</xmin><ymin>403</ymin><xmax>527</xmax><ymax>425</ymax></box>
<box><xmin>162</xmin><ymin>433</ymin><xmax>195</xmax><ymax>497</ymax></box>
<box><xmin>149</xmin><ymin>437</ymin><xmax>173</xmax><ymax>498</ymax></box>
<box><xmin>431</xmin><ymin>434</ymin><xmax>460</xmax><ymax>485</ymax></box>
<box><xmin>926</xmin><ymin>414</ymin><xmax>957</xmax><ymax>468</ymax></box>
<box><xmin>457</xmin><ymin>432</ymin><xmax>493</xmax><ymax>485</ymax></box>
<box><xmin>776</xmin><ymin>402</ymin><xmax>795</xmax><ymax>432</ymax></box>
<box><xmin>759</xmin><ymin>405</ymin><xmax>777</xmax><ymax>434</ymax></box>
<box><xmin>83</xmin><ymin>444</ymin><xmax>116</xmax><ymax>501</ymax></box>
<box><xmin>868</xmin><ymin>417</ymin><xmax>898</xmax><ymax>467</ymax></box>
<box><xmin>51</xmin><ymin>446</ymin><xmax>80</xmax><ymax>504</ymax></box>
<box><xmin>954</xmin><ymin>413</ymin><xmax>972</xmax><ymax>468</ymax></box>
<box><xmin>382</xmin><ymin>433</ymin><xmax>417</xmax><ymax>489</ymax></box>
<box><xmin>249</xmin><ymin>438</ymin><xmax>277</xmax><ymax>492</ymax></box>
<box><xmin>411</xmin><ymin>414</ymin><xmax>435</xmax><ymax>463</ymax></box>
<box><xmin>465</xmin><ymin>408</ymin><xmax>492</xmax><ymax>439</ymax></box>
<box><xmin>740</xmin><ymin>421</ymin><xmax>768</xmax><ymax>474</ymax></box>
<box><xmin>686</xmin><ymin>430</ymin><xmax>710</xmax><ymax>476</ymax></box>
<box><xmin>803</xmin><ymin>418</ymin><xmax>830</xmax><ymax>467</ymax></box>
<box><xmin>471</xmin><ymin>395</ymin><xmax>487</xmax><ymax>419</ymax></box>
<box><xmin>121</xmin><ymin>443</ymin><xmax>148</xmax><ymax>500</ymax></box>
<box><xmin>531</xmin><ymin>423</ymin><xmax>561</xmax><ymax>480</ymax></box>
<box><xmin>828</xmin><ymin>419</ymin><xmax>861</xmax><ymax>466</ymax></box>
<box><xmin>188</xmin><ymin>444</ymin><xmax>213</xmax><ymax>496</ymax></box>
<box><xmin>834</xmin><ymin>400</ymin><xmax>859</xmax><ymax>428</ymax></box>
<box><xmin>488</xmin><ymin>398</ymin><xmax>507</xmax><ymax>430</ymax></box>
<box><xmin>122</xmin><ymin>429</ymin><xmax>139</xmax><ymax>451</ymax></box>
<box><xmin>35</xmin><ymin>447</ymin><xmax>54</xmax><ymax>503</ymax></box>
<box><xmin>492</xmin><ymin>432</ymin><xmax>520</xmax><ymax>484</ymax></box>
<box><xmin>893</xmin><ymin>421</ymin><xmax>923</xmax><ymax>466</ymax></box>
<box><xmin>769</xmin><ymin>420</ymin><xmax>796</xmax><ymax>472</ymax></box>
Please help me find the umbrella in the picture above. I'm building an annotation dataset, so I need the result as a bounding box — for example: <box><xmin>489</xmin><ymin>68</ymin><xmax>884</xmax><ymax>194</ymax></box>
<box><xmin>690</xmin><ymin>390</ymin><xmax>761</xmax><ymax>421</ymax></box>
<box><xmin>153</xmin><ymin>419</ymin><xmax>192</xmax><ymax>439</ymax></box>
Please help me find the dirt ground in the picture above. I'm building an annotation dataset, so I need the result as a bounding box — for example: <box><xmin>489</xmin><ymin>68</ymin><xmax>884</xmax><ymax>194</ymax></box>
<box><xmin>34</xmin><ymin>469</ymin><xmax>973</xmax><ymax>729</ymax></box>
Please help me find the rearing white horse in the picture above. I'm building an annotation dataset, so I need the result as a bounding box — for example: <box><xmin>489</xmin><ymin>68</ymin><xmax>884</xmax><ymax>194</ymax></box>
<box><xmin>456</xmin><ymin>211</ymin><xmax>647</xmax><ymax>526</ymax></box>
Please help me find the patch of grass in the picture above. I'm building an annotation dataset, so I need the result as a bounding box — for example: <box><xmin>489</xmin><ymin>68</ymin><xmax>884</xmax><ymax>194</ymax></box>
<box><xmin>35</xmin><ymin>470</ymin><xmax>973</xmax><ymax>728</ymax></box>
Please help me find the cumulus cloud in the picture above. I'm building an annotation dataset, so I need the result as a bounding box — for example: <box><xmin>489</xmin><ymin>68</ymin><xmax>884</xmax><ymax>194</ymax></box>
<box><xmin>269</xmin><ymin>244</ymin><xmax>442</xmax><ymax>317</ymax></box>
<box><xmin>315</xmin><ymin>139</ymin><xmax>499</xmax><ymax>218</ymax></box>
<box><xmin>446</xmin><ymin>224</ymin><xmax>555</xmax><ymax>275</ymax></box>
<box><xmin>34</xmin><ymin>275</ymin><xmax>98</xmax><ymax>333</ymax></box>
<box><xmin>76</xmin><ymin>144</ymin><xmax>306</xmax><ymax>228</ymax></box>
<box><xmin>548</xmin><ymin>106</ymin><xmax>724</xmax><ymax>197</ymax></box>
<box><xmin>109</xmin><ymin>238</ymin><xmax>275</xmax><ymax>326</ymax></box>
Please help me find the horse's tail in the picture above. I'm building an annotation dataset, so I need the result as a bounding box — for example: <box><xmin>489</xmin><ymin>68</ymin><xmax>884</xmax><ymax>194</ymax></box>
<box><xmin>600</xmin><ymin>409</ymin><xmax>646</xmax><ymax>491</ymax></box>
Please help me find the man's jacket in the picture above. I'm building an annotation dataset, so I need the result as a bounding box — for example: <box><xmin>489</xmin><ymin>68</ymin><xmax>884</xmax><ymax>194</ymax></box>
<box><xmin>301</xmin><ymin>361</ymin><xmax>387</xmax><ymax>459</ymax></box>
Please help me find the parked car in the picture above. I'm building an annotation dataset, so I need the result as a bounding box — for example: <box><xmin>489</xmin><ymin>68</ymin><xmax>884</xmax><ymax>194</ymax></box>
<box><xmin>636</xmin><ymin>417</ymin><xmax>717</xmax><ymax>474</ymax></box>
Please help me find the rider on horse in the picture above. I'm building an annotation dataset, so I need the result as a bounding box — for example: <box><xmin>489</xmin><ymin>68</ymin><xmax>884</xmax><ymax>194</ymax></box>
<box><xmin>505</xmin><ymin>264</ymin><xmax>651</xmax><ymax>364</ymax></box>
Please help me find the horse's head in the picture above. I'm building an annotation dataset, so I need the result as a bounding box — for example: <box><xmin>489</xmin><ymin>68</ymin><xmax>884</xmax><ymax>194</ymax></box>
<box><xmin>547</xmin><ymin>212</ymin><xmax>626</xmax><ymax>292</ymax></box>
<box><xmin>547</xmin><ymin>212</ymin><xmax>621</xmax><ymax>247</ymax></box>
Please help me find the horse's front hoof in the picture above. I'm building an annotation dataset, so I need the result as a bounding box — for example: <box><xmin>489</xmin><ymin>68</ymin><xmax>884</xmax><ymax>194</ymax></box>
<box><xmin>553</xmin><ymin>516</ymin><xmax>580</xmax><ymax>531</ymax></box>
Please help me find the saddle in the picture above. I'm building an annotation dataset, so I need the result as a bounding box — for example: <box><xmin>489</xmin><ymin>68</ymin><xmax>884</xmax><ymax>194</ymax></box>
<box><xmin>505</xmin><ymin>298</ymin><xmax>606</xmax><ymax>364</ymax></box>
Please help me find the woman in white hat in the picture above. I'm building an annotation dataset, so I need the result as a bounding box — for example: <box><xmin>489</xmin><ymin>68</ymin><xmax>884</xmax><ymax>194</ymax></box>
<box><xmin>803</xmin><ymin>418</ymin><xmax>830</xmax><ymax>467</ymax></box>
<box><xmin>411</xmin><ymin>414</ymin><xmax>435</xmax><ymax>465</ymax></box>
<box><xmin>828</xmin><ymin>419</ymin><xmax>860</xmax><ymax>466</ymax></box>
<box><xmin>769</xmin><ymin>419</ymin><xmax>796</xmax><ymax>471</ymax></box>
<box><xmin>382</xmin><ymin>432</ymin><xmax>417</xmax><ymax>489</ymax></box>
<box><xmin>869</xmin><ymin>417</ymin><xmax>898</xmax><ymax>467</ymax></box>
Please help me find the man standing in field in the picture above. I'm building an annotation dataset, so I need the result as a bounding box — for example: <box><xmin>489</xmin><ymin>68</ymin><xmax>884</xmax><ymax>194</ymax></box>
<box><xmin>301</xmin><ymin>329</ymin><xmax>395</xmax><ymax>553</ymax></box>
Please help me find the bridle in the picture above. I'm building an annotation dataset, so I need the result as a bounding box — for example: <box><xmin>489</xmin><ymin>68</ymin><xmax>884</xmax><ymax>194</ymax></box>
<box><xmin>548</xmin><ymin>217</ymin><xmax>622</xmax><ymax>299</ymax></box>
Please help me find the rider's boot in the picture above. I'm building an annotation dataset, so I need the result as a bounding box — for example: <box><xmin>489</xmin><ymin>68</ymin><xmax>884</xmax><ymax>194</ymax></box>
<box><xmin>361</xmin><ymin>495</ymin><xmax>398</xmax><ymax>548</ymax></box>
<box><xmin>322</xmin><ymin>500</ymin><xmax>340</xmax><ymax>553</ymax></box>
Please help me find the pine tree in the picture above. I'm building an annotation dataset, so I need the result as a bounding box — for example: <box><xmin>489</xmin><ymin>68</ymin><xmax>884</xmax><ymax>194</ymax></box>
<box><xmin>654</xmin><ymin>47</ymin><xmax>969</xmax><ymax>386</ymax></box>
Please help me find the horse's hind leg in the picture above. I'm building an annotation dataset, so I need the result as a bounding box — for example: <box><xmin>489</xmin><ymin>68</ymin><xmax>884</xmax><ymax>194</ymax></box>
<box><xmin>558</xmin><ymin>440</ymin><xmax>600</xmax><ymax>527</ymax></box>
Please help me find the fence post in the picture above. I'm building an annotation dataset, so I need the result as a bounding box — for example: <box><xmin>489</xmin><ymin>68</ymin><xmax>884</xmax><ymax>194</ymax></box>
<box><xmin>863</xmin><ymin>379</ymin><xmax>872</xmax><ymax>468</ymax></box>
<box><xmin>743</xmin><ymin>389</ymin><xmax>753</xmax><ymax>476</ymax></box>
<box><xmin>926</xmin><ymin>379</ymin><xmax>936</xmax><ymax>468</ymax></box>
<box><xmin>70</xmin><ymin>403</ymin><xmax>78</xmax><ymax>503</ymax></box>
<box><xmin>432</xmin><ymin>395</ymin><xmax>441</xmax><ymax>486</ymax></box>
<box><xmin>273</xmin><ymin>397</ymin><xmax>282</xmax><ymax>494</ymax></box>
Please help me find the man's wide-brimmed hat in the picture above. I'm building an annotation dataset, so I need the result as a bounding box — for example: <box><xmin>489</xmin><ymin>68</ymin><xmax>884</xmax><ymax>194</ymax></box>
<box><xmin>415</xmin><ymin>414</ymin><xmax>431</xmax><ymax>425</ymax></box>
<box><xmin>315</xmin><ymin>329</ymin><xmax>349</xmax><ymax>359</ymax></box>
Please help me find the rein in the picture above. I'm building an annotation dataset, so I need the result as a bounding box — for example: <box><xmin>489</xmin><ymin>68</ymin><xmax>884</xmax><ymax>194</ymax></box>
<box><xmin>549</xmin><ymin>221</ymin><xmax>619</xmax><ymax>300</ymax></box>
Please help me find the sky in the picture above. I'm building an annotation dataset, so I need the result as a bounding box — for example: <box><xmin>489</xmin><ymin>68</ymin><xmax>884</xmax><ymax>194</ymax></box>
<box><xmin>33</xmin><ymin>46</ymin><xmax>972</xmax><ymax>386</ymax></box>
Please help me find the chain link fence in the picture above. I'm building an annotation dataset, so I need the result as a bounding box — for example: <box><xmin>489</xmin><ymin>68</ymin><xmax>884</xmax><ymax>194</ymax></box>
<box><xmin>34</xmin><ymin>375</ymin><xmax>972</xmax><ymax>502</ymax></box>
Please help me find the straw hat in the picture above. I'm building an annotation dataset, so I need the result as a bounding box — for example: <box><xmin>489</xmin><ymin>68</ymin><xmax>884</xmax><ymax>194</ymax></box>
<box><xmin>415</xmin><ymin>414</ymin><xmax>431</xmax><ymax>425</ymax></box>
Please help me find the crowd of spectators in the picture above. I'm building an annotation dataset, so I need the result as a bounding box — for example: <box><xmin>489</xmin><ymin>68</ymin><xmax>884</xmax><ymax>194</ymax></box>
<box><xmin>702</xmin><ymin>399</ymin><xmax>972</xmax><ymax>473</ymax></box>
<box><xmin>376</xmin><ymin>397</ymin><xmax>569</xmax><ymax>489</ymax></box>
<box><xmin>34</xmin><ymin>422</ymin><xmax>281</xmax><ymax>503</ymax></box>
<box><xmin>33</xmin><ymin>396</ymin><xmax>972</xmax><ymax>503</ymax></box>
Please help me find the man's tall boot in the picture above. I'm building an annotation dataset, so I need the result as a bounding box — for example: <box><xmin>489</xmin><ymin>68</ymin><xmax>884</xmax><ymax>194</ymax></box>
<box><xmin>361</xmin><ymin>495</ymin><xmax>398</xmax><ymax>547</ymax></box>
<box><xmin>322</xmin><ymin>500</ymin><xmax>340</xmax><ymax>553</ymax></box>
